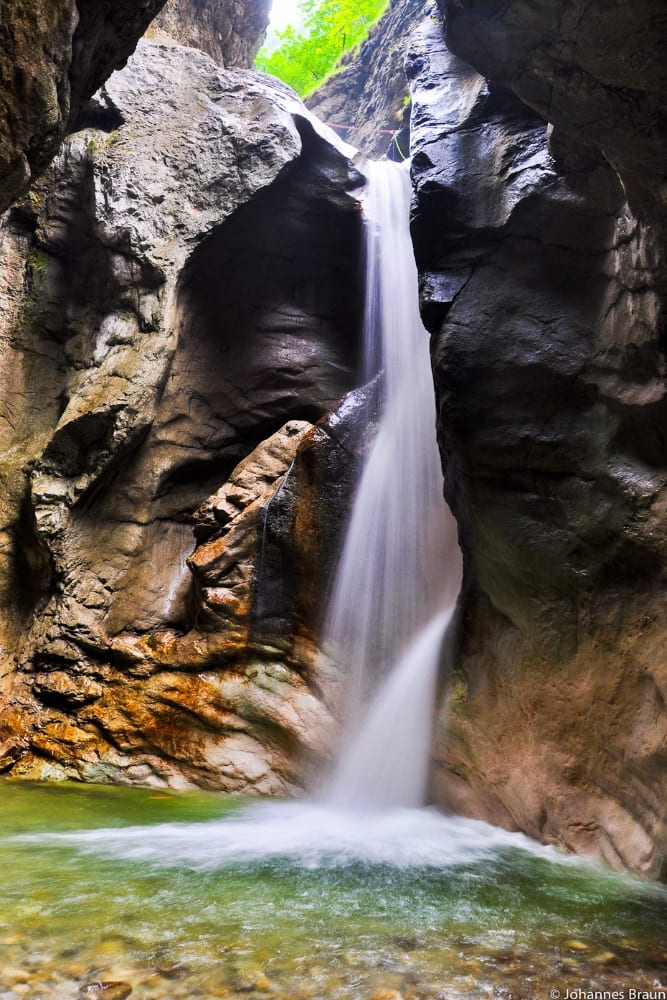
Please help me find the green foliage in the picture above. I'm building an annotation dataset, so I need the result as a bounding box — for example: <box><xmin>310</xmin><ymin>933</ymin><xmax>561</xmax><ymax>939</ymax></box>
<box><xmin>255</xmin><ymin>0</ymin><xmax>388</xmax><ymax>96</ymax></box>
<box><xmin>29</xmin><ymin>249</ymin><xmax>48</xmax><ymax>278</ymax></box>
<box><xmin>87</xmin><ymin>132</ymin><xmax>114</xmax><ymax>156</ymax></box>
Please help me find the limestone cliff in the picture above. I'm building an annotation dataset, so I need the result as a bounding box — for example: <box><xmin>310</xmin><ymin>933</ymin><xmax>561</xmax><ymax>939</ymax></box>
<box><xmin>0</xmin><ymin>41</ymin><xmax>365</xmax><ymax>791</ymax></box>
<box><xmin>407</xmin><ymin>7</ymin><xmax>666</xmax><ymax>877</ymax></box>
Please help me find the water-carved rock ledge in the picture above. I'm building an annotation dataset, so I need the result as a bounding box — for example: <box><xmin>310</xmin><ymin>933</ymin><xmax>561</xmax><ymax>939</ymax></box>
<box><xmin>0</xmin><ymin>41</ymin><xmax>366</xmax><ymax>791</ymax></box>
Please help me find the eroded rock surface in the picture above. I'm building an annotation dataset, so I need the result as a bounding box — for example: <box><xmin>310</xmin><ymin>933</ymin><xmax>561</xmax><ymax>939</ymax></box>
<box><xmin>150</xmin><ymin>0</ymin><xmax>271</xmax><ymax>68</ymax></box>
<box><xmin>0</xmin><ymin>0</ymin><xmax>168</xmax><ymax>213</ymax></box>
<box><xmin>442</xmin><ymin>0</ymin><xmax>667</xmax><ymax>224</ymax></box>
<box><xmin>409</xmin><ymin>9</ymin><xmax>666</xmax><ymax>877</ymax></box>
<box><xmin>0</xmin><ymin>41</ymin><xmax>365</xmax><ymax>791</ymax></box>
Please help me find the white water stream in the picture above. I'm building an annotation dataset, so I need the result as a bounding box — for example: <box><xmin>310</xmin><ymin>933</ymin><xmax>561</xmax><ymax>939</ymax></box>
<box><xmin>321</xmin><ymin>159</ymin><xmax>462</xmax><ymax>810</ymax></box>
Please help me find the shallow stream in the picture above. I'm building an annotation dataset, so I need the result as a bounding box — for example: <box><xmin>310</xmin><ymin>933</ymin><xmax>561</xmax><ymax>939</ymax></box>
<box><xmin>1</xmin><ymin>782</ymin><xmax>665</xmax><ymax>999</ymax></box>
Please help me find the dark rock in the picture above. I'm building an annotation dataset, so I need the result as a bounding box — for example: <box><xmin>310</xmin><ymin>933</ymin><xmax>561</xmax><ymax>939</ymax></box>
<box><xmin>410</xmin><ymin>7</ymin><xmax>666</xmax><ymax>876</ymax></box>
<box><xmin>253</xmin><ymin>380</ymin><xmax>379</xmax><ymax>648</ymax></box>
<box><xmin>442</xmin><ymin>0</ymin><xmax>667</xmax><ymax>224</ymax></box>
<box><xmin>0</xmin><ymin>0</ymin><xmax>168</xmax><ymax>213</ymax></box>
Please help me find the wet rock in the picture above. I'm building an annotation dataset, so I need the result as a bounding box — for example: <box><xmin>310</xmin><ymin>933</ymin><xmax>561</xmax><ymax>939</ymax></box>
<box><xmin>442</xmin><ymin>0</ymin><xmax>667</xmax><ymax>223</ymax></box>
<box><xmin>79</xmin><ymin>984</ymin><xmax>132</xmax><ymax>1000</ymax></box>
<box><xmin>189</xmin><ymin>420</ymin><xmax>313</xmax><ymax>633</ymax></box>
<box><xmin>0</xmin><ymin>40</ymin><xmax>364</xmax><ymax>790</ymax></box>
<box><xmin>409</xmin><ymin>6</ymin><xmax>666</xmax><ymax>877</ymax></box>
<box><xmin>591</xmin><ymin>951</ymin><xmax>620</xmax><ymax>965</ymax></box>
<box><xmin>154</xmin><ymin>963</ymin><xmax>190</xmax><ymax>980</ymax></box>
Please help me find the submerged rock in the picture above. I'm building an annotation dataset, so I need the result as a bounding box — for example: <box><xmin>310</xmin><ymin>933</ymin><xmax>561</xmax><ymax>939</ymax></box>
<box><xmin>79</xmin><ymin>984</ymin><xmax>132</xmax><ymax>1000</ymax></box>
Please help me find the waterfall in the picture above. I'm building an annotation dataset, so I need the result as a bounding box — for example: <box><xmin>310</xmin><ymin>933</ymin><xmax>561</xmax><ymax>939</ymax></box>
<box><xmin>321</xmin><ymin>159</ymin><xmax>462</xmax><ymax>811</ymax></box>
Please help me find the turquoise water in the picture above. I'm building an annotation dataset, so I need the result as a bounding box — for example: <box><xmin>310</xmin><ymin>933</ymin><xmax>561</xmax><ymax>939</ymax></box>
<box><xmin>0</xmin><ymin>781</ymin><xmax>665</xmax><ymax>999</ymax></box>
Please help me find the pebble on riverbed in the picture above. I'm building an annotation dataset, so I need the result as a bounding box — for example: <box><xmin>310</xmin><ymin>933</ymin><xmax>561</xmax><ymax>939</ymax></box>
<box><xmin>79</xmin><ymin>982</ymin><xmax>132</xmax><ymax>999</ymax></box>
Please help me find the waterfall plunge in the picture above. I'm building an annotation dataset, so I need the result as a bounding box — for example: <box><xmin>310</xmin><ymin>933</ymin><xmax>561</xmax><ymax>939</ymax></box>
<box><xmin>321</xmin><ymin>160</ymin><xmax>462</xmax><ymax>811</ymax></box>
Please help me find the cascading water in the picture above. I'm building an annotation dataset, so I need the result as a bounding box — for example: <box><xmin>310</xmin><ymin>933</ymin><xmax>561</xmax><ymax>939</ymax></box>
<box><xmin>321</xmin><ymin>159</ymin><xmax>462</xmax><ymax>810</ymax></box>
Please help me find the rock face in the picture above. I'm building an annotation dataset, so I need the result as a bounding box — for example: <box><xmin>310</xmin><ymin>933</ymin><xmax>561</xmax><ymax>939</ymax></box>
<box><xmin>408</xmin><ymin>8</ymin><xmax>666</xmax><ymax>877</ymax></box>
<box><xmin>0</xmin><ymin>41</ymin><xmax>365</xmax><ymax>790</ymax></box>
<box><xmin>442</xmin><ymin>0</ymin><xmax>667</xmax><ymax>224</ymax></box>
<box><xmin>306</xmin><ymin>0</ymin><xmax>423</xmax><ymax>160</ymax></box>
<box><xmin>0</xmin><ymin>0</ymin><xmax>168</xmax><ymax>213</ymax></box>
<box><xmin>150</xmin><ymin>0</ymin><xmax>271</xmax><ymax>68</ymax></box>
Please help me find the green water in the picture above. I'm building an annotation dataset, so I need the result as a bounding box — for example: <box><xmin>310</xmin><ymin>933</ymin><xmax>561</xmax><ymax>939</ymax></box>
<box><xmin>0</xmin><ymin>781</ymin><xmax>664</xmax><ymax>999</ymax></box>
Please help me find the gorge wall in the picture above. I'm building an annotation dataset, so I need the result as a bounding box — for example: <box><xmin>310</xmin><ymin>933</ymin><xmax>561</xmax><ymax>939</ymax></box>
<box><xmin>0</xmin><ymin>0</ymin><xmax>272</xmax><ymax>214</ymax></box>
<box><xmin>304</xmin><ymin>0</ymin><xmax>666</xmax><ymax>876</ymax></box>
<box><xmin>149</xmin><ymin>0</ymin><xmax>271</xmax><ymax>68</ymax></box>
<box><xmin>406</xmin><ymin>4</ymin><xmax>666</xmax><ymax>878</ymax></box>
<box><xmin>0</xmin><ymin>0</ymin><xmax>169</xmax><ymax>213</ymax></box>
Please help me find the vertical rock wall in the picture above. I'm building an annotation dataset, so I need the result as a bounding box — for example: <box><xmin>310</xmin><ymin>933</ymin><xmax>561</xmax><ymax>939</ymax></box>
<box><xmin>150</xmin><ymin>0</ymin><xmax>271</xmax><ymax>68</ymax></box>
<box><xmin>408</xmin><ymin>7</ymin><xmax>666</xmax><ymax>877</ymax></box>
<box><xmin>0</xmin><ymin>0</ymin><xmax>168</xmax><ymax>213</ymax></box>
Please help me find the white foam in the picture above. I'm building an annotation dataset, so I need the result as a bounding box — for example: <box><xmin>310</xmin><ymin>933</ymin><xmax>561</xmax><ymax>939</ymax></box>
<box><xmin>14</xmin><ymin>801</ymin><xmax>570</xmax><ymax>871</ymax></box>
